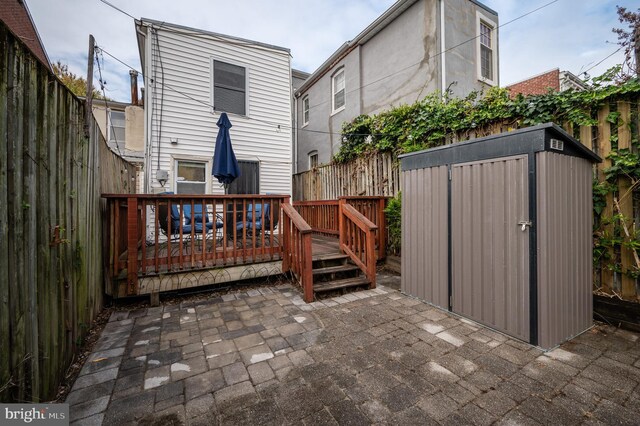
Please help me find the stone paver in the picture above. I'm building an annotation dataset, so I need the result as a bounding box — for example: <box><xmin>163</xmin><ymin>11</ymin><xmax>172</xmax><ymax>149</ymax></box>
<box><xmin>67</xmin><ymin>278</ymin><xmax>640</xmax><ymax>425</ymax></box>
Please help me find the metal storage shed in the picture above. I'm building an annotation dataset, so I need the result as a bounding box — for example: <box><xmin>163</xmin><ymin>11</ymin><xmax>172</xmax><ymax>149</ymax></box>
<box><xmin>399</xmin><ymin>123</ymin><xmax>601</xmax><ymax>349</ymax></box>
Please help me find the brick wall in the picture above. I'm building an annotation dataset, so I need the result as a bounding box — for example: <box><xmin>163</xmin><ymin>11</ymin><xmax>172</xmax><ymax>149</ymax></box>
<box><xmin>506</xmin><ymin>69</ymin><xmax>560</xmax><ymax>98</ymax></box>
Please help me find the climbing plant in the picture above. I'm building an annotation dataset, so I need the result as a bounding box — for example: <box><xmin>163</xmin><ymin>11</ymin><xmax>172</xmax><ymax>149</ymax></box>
<box><xmin>333</xmin><ymin>67</ymin><xmax>640</xmax><ymax>299</ymax></box>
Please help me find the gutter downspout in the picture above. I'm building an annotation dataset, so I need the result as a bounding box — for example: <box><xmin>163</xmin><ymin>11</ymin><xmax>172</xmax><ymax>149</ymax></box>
<box><xmin>440</xmin><ymin>0</ymin><xmax>446</xmax><ymax>96</ymax></box>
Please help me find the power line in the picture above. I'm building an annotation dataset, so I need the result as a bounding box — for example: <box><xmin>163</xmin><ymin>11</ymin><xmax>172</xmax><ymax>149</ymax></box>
<box><xmin>94</xmin><ymin>47</ymin><xmax>124</xmax><ymax>157</ymax></box>
<box><xmin>580</xmin><ymin>46</ymin><xmax>624</xmax><ymax>76</ymax></box>
<box><xmin>99</xmin><ymin>0</ymin><xmax>136</xmax><ymax>19</ymax></box>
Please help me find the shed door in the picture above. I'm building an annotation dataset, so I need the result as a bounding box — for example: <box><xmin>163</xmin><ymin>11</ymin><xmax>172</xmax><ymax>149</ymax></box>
<box><xmin>451</xmin><ymin>155</ymin><xmax>530</xmax><ymax>341</ymax></box>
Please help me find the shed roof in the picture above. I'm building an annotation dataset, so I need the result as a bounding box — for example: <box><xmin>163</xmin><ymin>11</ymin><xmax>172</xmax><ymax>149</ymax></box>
<box><xmin>399</xmin><ymin>123</ymin><xmax>601</xmax><ymax>171</ymax></box>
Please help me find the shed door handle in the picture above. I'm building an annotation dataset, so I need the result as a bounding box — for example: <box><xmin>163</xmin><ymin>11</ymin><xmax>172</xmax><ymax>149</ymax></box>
<box><xmin>518</xmin><ymin>220</ymin><xmax>532</xmax><ymax>231</ymax></box>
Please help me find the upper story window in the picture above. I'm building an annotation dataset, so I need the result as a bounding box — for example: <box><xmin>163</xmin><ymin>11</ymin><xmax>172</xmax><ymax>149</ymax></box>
<box><xmin>213</xmin><ymin>60</ymin><xmax>246</xmax><ymax>116</ymax></box>
<box><xmin>302</xmin><ymin>95</ymin><xmax>310</xmax><ymax>125</ymax></box>
<box><xmin>476</xmin><ymin>13</ymin><xmax>497</xmax><ymax>86</ymax></box>
<box><xmin>309</xmin><ymin>151</ymin><xmax>318</xmax><ymax>169</ymax></box>
<box><xmin>332</xmin><ymin>68</ymin><xmax>345</xmax><ymax>113</ymax></box>
<box><xmin>108</xmin><ymin>109</ymin><xmax>125</xmax><ymax>144</ymax></box>
<box><xmin>175</xmin><ymin>160</ymin><xmax>207</xmax><ymax>194</ymax></box>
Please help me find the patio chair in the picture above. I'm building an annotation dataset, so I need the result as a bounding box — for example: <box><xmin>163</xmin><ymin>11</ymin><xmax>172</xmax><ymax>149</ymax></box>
<box><xmin>235</xmin><ymin>202</ymin><xmax>279</xmax><ymax>245</ymax></box>
<box><xmin>157</xmin><ymin>193</ymin><xmax>203</xmax><ymax>238</ymax></box>
<box><xmin>183</xmin><ymin>203</ymin><xmax>223</xmax><ymax>233</ymax></box>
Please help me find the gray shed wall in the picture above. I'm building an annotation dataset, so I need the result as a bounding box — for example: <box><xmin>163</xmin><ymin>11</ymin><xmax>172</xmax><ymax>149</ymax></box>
<box><xmin>536</xmin><ymin>152</ymin><xmax>593</xmax><ymax>349</ymax></box>
<box><xmin>401</xmin><ymin>166</ymin><xmax>449</xmax><ymax>309</ymax></box>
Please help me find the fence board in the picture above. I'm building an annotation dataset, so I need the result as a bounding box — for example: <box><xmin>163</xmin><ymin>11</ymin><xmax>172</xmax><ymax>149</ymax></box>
<box><xmin>0</xmin><ymin>22</ymin><xmax>136</xmax><ymax>402</ymax></box>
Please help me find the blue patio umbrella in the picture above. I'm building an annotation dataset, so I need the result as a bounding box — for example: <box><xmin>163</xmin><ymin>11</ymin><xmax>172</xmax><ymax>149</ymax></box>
<box><xmin>212</xmin><ymin>112</ymin><xmax>240</xmax><ymax>192</ymax></box>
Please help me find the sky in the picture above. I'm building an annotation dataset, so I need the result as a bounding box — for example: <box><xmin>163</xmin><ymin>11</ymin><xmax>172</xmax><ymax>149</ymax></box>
<box><xmin>27</xmin><ymin>0</ymin><xmax>631</xmax><ymax>103</ymax></box>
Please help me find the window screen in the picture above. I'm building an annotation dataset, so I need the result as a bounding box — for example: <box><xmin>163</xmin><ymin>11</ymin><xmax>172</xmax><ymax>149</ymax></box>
<box><xmin>213</xmin><ymin>60</ymin><xmax>246</xmax><ymax>116</ymax></box>
<box><xmin>176</xmin><ymin>161</ymin><xmax>206</xmax><ymax>194</ymax></box>
<box><xmin>303</xmin><ymin>96</ymin><xmax>310</xmax><ymax>124</ymax></box>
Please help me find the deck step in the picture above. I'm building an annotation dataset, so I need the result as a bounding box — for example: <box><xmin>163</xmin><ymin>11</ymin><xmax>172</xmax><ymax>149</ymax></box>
<box><xmin>312</xmin><ymin>253</ymin><xmax>349</xmax><ymax>262</ymax></box>
<box><xmin>312</xmin><ymin>264</ymin><xmax>360</xmax><ymax>276</ymax></box>
<box><xmin>314</xmin><ymin>276</ymin><xmax>370</xmax><ymax>293</ymax></box>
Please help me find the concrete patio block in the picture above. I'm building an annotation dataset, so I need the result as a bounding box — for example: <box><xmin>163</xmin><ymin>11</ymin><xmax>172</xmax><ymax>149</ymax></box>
<box><xmin>170</xmin><ymin>356</ymin><xmax>208</xmax><ymax>381</ymax></box>
<box><xmin>234</xmin><ymin>332</ymin><xmax>265</xmax><ymax>351</ymax></box>
<box><xmin>223</xmin><ymin>362</ymin><xmax>250</xmax><ymax>385</ymax></box>
<box><xmin>71</xmin><ymin>367</ymin><xmax>119</xmax><ymax>391</ymax></box>
<box><xmin>207</xmin><ymin>351</ymin><xmax>241</xmax><ymax>370</ymax></box>
<box><xmin>185</xmin><ymin>369</ymin><xmax>226</xmax><ymax>400</ymax></box>
<box><xmin>247</xmin><ymin>361</ymin><xmax>275</xmax><ymax>385</ymax></box>
<box><xmin>69</xmin><ymin>395</ymin><xmax>110</xmax><ymax>422</ymax></box>
<box><xmin>240</xmin><ymin>345</ymin><xmax>274</xmax><ymax>364</ymax></box>
<box><xmin>214</xmin><ymin>380</ymin><xmax>256</xmax><ymax>406</ymax></box>
<box><xmin>144</xmin><ymin>365</ymin><xmax>171</xmax><ymax>390</ymax></box>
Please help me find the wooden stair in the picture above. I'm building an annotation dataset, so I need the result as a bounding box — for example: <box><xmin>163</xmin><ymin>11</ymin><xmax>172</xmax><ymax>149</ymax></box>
<box><xmin>311</xmin><ymin>253</ymin><xmax>370</xmax><ymax>296</ymax></box>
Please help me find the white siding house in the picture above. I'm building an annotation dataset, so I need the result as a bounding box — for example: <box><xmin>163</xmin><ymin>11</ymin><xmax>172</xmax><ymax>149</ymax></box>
<box><xmin>135</xmin><ymin>19</ymin><xmax>292</xmax><ymax>195</ymax></box>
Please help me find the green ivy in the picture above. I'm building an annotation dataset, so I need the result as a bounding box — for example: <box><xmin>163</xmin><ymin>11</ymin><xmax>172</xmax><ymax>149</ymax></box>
<box><xmin>384</xmin><ymin>192</ymin><xmax>401</xmax><ymax>255</ymax></box>
<box><xmin>335</xmin><ymin>71</ymin><xmax>640</xmax><ymax>163</ymax></box>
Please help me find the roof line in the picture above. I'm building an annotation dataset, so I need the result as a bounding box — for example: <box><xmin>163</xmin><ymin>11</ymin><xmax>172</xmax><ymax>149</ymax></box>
<box><xmin>138</xmin><ymin>18</ymin><xmax>291</xmax><ymax>53</ymax></box>
<box><xmin>505</xmin><ymin>68</ymin><xmax>560</xmax><ymax>87</ymax></box>
<box><xmin>21</xmin><ymin>0</ymin><xmax>52</xmax><ymax>70</ymax></box>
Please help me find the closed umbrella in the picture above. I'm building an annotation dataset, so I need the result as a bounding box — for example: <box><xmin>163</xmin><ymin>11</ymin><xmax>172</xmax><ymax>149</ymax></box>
<box><xmin>212</xmin><ymin>112</ymin><xmax>240</xmax><ymax>193</ymax></box>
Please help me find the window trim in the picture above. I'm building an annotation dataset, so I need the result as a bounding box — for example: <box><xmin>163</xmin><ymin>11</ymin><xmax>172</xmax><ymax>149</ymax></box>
<box><xmin>210</xmin><ymin>57</ymin><xmax>250</xmax><ymax>118</ymax></box>
<box><xmin>331</xmin><ymin>67</ymin><xmax>346</xmax><ymax>114</ymax></box>
<box><xmin>308</xmin><ymin>150</ymin><xmax>318</xmax><ymax>169</ymax></box>
<box><xmin>476</xmin><ymin>12</ymin><xmax>497</xmax><ymax>86</ymax></box>
<box><xmin>302</xmin><ymin>95</ymin><xmax>310</xmax><ymax>126</ymax></box>
<box><xmin>173</xmin><ymin>157</ymin><xmax>210</xmax><ymax>194</ymax></box>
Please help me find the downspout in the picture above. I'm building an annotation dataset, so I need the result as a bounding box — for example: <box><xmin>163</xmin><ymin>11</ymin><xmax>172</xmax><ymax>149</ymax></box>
<box><xmin>440</xmin><ymin>0</ymin><xmax>446</xmax><ymax>96</ymax></box>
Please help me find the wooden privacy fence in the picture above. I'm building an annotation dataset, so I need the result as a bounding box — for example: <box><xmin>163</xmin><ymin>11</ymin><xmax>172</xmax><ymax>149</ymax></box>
<box><xmin>0</xmin><ymin>22</ymin><xmax>135</xmax><ymax>402</ymax></box>
<box><xmin>293</xmin><ymin>151</ymin><xmax>399</xmax><ymax>201</ymax></box>
<box><xmin>293</xmin><ymin>196</ymin><xmax>388</xmax><ymax>260</ymax></box>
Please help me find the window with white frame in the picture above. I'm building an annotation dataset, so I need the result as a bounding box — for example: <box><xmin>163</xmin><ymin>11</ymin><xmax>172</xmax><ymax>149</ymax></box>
<box><xmin>302</xmin><ymin>95</ymin><xmax>310</xmax><ymax>125</ymax></box>
<box><xmin>309</xmin><ymin>151</ymin><xmax>318</xmax><ymax>169</ymax></box>
<box><xmin>332</xmin><ymin>68</ymin><xmax>345</xmax><ymax>112</ymax></box>
<box><xmin>476</xmin><ymin>13</ymin><xmax>497</xmax><ymax>85</ymax></box>
<box><xmin>108</xmin><ymin>109</ymin><xmax>125</xmax><ymax>144</ymax></box>
<box><xmin>212</xmin><ymin>60</ymin><xmax>247</xmax><ymax>116</ymax></box>
<box><xmin>175</xmin><ymin>160</ymin><xmax>207</xmax><ymax>194</ymax></box>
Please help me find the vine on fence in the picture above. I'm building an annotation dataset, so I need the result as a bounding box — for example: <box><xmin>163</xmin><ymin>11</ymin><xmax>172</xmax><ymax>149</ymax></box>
<box><xmin>335</xmin><ymin>68</ymin><xmax>640</xmax><ymax>299</ymax></box>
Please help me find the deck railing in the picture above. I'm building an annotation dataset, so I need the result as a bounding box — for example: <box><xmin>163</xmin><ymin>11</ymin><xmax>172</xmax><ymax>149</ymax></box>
<box><xmin>281</xmin><ymin>203</ymin><xmax>314</xmax><ymax>302</ymax></box>
<box><xmin>293</xmin><ymin>196</ymin><xmax>387</xmax><ymax>260</ymax></box>
<box><xmin>339</xmin><ymin>202</ymin><xmax>378</xmax><ymax>287</ymax></box>
<box><xmin>103</xmin><ymin>194</ymin><xmax>288</xmax><ymax>296</ymax></box>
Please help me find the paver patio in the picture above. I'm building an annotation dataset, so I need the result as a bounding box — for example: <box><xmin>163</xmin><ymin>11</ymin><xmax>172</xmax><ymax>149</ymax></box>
<box><xmin>67</xmin><ymin>275</ymin><xmax>640</xmax><ymax>425</ymax></box>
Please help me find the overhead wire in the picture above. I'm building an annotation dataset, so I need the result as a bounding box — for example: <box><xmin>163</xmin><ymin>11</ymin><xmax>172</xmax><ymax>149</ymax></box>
<box><xmin>94</xmin><ymin>45</ymin><xmax>124</xmax><ymax>157</ymax></box>
<box><xmin>96</xmin><ymin>0</ymin><xmax>567</xmax><ymax>139</ymax></box>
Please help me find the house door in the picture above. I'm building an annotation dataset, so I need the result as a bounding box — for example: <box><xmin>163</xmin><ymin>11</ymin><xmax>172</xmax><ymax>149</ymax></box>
<box><xmin>227</xmin><ymin>160</ymin><xmax>259</xmax><ymax>194</ymax></box>
<box><xmin>450</xmin><ymin>155</ymin><xmax>530</xmax><ymax>341</ymax></box>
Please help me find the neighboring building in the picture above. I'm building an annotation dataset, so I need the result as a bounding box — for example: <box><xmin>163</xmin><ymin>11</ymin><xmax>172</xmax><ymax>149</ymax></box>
<box><xmin>0</xmin><ymin>0</ymin><xmax>51</xmax><ymax>71</ymax></box>
<box><xmin>134</xmin><ymin>19</ymin><xmax>292</xmax><ymax>195</ymax></box>
<box><xmin>506</xmin><ymin>68</ymin><xmax>587</xmax><ymax>98</ymax></box>
<box><xmin>294</xmin><ymin>0</ymin><xmax>499</xmax><ymax>173</ymax></box>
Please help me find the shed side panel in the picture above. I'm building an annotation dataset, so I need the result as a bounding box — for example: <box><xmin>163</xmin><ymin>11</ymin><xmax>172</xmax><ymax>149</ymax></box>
<box><xmin>537</xmin><ymin>152</ymin><xmax>593</xmax><ymax>349</ymax></box>
<box><xmin>401</xmin><ymin>166</ymin><xmax>448</xmax><ymax>308</ymax></box>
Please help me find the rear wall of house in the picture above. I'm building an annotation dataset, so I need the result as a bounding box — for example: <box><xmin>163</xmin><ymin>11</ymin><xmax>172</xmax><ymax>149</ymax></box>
<box><xmin>144</xmin><ymin>26</ymin><xmax>292</xmax><ymax>196</ymax></box>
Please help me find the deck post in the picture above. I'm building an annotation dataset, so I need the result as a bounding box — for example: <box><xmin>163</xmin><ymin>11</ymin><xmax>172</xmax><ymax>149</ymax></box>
<box><xmin>282</xmin><ymin>198</ymin><xmax>291</xmax><ymax>273</ymax></box>
<box><xmin>338</xmin><ymin>198</ymin><xmax>346</xmax><ymax>251</ymax></box>
<box><xmin>126</xmin><ymin>197</ymin><xmax>139</xmax><ymax>295</ymax></box>
<box><xmin>302</xmin><ymin>233</ymin><xmax>313</xmax><ymax>302</ymax></box>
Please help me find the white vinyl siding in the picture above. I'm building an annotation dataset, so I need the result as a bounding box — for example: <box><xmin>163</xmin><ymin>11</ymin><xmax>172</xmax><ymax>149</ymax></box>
<box><xmin>144</xmin><ymin>24</ymin><xmax>292</xmax><ymax>196</ymax></box>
